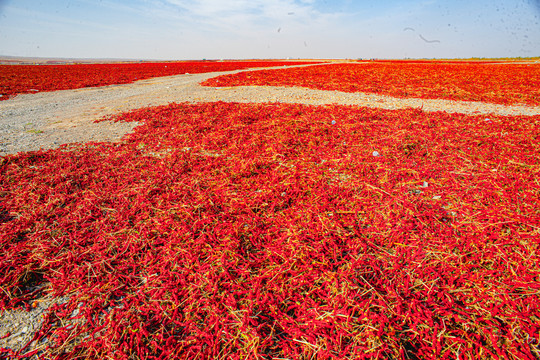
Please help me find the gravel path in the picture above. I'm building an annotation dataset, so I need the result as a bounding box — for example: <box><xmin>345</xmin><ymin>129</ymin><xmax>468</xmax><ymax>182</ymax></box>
<box><xmin>1</xmin><ymin>63</ymin><xmax>539</xmax><ymax>156</ymax></box>
<box><xmin>2</xmin><ymin>62</ymin><xmax>540</xmax><ymax>357</ymax></box>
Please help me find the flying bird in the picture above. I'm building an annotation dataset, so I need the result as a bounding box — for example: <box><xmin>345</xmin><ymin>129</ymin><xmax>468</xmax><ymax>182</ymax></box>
<box><xmin>403</xmin><ymin>27</ymin><xmax>415</xmax><ymax>32</ymax></box>
<box><xmin>419</xmin><ymin>34</ymin><xmax>440</xmax><ymax>43</ymax></box>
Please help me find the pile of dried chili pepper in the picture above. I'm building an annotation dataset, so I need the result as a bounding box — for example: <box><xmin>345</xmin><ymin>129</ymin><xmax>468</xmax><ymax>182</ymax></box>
<box><xmin>1</xmin><ymin>102</ymin><xmax>539</xmax><ymax>359</ymax></box>
<box><xmin>202</xmin><ymin>62</ymin><xmax>540</xmax><ymax>106</ymax></box>
<box><xmin>0</xmin><ymin>60</ymin><xmax>319</xmax><ymax>100</ymax></box>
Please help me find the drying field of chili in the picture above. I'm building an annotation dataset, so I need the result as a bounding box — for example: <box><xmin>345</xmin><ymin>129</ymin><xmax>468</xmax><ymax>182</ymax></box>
<box><xmin>0</xmin><ymin>60</ymin><xmax>318</xmax><ymax>100</ymax></box>
<box><xmin>1</xmin><ymin>100</ymin><xmax>539</xmax><ymax>359</ymax></box>
<box><xmin>202</xmin><ymin>61</ymin><xmax>540</xmax><ymax>106</ymax></box>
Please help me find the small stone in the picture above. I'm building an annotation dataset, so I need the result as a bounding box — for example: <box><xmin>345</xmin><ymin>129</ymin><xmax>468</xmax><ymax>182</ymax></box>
<box><xmin>22</xmin><ymin>326</ymin><xmax>28</xmax><ymax>333</ymax></box>
<box><xmin>432</xmin><ymin>195</ymin><xmax>441</xmax><ymax>200</ymax></box>
<box><xmin>331</xmin><ymin>120</ymin><xmax>336</xmax><ymax>125</ymax></box>
<box><xmin>372</xmin><ymin>151</ymin><xmax>380</xmax><ymax>157</ymax></box>
<box><xmin>422</xmin><ymin>181</ymin><xmax>428</xmax><ymax>188</ymax></box>
<box><xmin>11</xmin><ymin>336</ymin><xmax>23</xmax><ymax>343</ymax></box>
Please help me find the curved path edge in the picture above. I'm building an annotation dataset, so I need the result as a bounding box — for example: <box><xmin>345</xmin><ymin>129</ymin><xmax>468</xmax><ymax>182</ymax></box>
<box><xmin>1</xmin><ymin>62</ymin><xmax>539</xmax><ymax>156</ymax></box>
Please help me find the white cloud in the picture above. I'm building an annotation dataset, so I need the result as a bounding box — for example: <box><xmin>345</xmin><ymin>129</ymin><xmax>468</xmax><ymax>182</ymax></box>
<box><xmin>164</xmin><ymin>0</ymin><xmax>306</xmax><ymax>17</ymax></box>
<box><xmin>157</xmin><ymin>0</ymin><xmax>341</xmax><ymax>33</ymax></box>
<box><xmin>1</xmin><ymin>0</ymin><xmax>538</xmax><ymax>59</ymax></box>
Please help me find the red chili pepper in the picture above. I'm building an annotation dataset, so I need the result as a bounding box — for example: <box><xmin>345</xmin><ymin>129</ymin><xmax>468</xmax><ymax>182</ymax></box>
<box><xmin>1</xmin><ymin>101</ymin><xmax>539</xmax><ymax>359</ymax></box>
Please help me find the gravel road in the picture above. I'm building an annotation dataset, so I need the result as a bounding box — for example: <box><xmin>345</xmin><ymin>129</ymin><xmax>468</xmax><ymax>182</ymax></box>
<box><xmin>2</xmin><ymin>62</ymin><xmax>539</xmax><ymax>156</ymax></box>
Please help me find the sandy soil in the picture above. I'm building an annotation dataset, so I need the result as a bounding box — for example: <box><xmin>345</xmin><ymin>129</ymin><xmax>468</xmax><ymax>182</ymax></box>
<box><xmin>1</xmin><ymin>63</ymin><xmax>539</xmax><ymax>157</ymax></box>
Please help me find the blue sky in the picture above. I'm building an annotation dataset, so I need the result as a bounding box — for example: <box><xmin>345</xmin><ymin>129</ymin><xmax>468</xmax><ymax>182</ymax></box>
<box><xmin>0</xmin><ymin>0</ymin><xmax>539</xmax><ymax>59</ymax></box>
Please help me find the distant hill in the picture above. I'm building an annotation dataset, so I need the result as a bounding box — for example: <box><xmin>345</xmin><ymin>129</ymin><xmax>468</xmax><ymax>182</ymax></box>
<box><xmin>0</xmin><ymin>55</ymin><xmax>156</xmax><ymax>65</ymax></box>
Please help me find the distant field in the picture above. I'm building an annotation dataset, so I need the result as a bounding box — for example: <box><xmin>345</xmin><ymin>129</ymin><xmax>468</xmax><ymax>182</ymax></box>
<box><xmin>203</xmin><ymin>61</ymin><xmax>540</xmax><ymax>106</ymax></box>
<box><xmin>0</xmin><ymin>60</ymin><xmax>321</xmax><ymax>100</ymax></box>
<box><xmin>2</xmin><ymin>97</ymin><xmax>539</xmax><ymax>358</ymax></box>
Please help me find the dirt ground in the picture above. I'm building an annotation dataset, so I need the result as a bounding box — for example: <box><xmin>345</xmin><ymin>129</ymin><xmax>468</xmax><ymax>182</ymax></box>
<box><xmin>1</xmin><ymin>62</ymin><xmax>539</xmax><ymax>157</ymax></box>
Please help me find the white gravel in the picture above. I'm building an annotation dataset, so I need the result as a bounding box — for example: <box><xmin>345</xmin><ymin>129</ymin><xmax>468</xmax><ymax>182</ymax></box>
<box><xmin>1</xmin><ymin>62</ymin><xmax>539</xmax><ymax>156</ymax></box>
